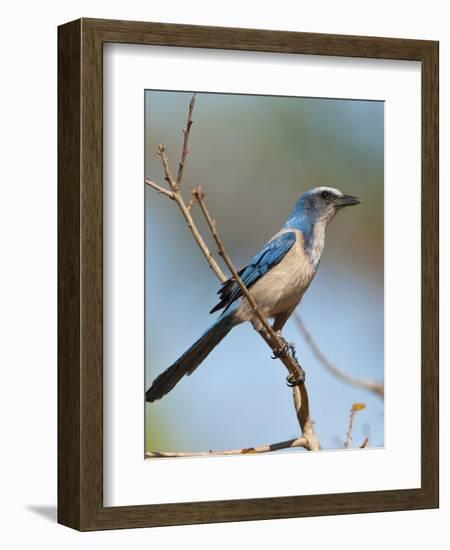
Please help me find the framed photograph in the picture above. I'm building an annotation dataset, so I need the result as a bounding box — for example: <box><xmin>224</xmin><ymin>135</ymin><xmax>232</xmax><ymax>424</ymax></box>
<box><xmin>58</xmin><ymin>18</ymin><xmax>438</xmax><ymax>531</ymax></box>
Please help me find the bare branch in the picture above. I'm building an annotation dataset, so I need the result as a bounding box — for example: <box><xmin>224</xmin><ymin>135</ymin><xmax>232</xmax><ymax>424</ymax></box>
<box><xmin>176</xmin><ymin>93</ymin><xmax>196</xmax><ymax>189</ymax></box>
<box><xmin>186</xmin><ymin>190</ymin><xmax>197</xmax><ymax>211</ymax></box>
<box><xmin>174</xmin><ymin>193</ymin><xmax>226</xmax><ymax>282</ymax></box>
<box><xmin>345</xmin><ymin>403</ymin><xmax>366</xmax><ymax>449</ymax></box>
<box><xmin>292</xmin><ymin>384</ymin><xmax>321</xmax><ymax>450</ymax></box>
<box><xmin>157</xmin><ymin>144</ymin><xmax>176</xmax><ymax>189</ymax></box>
<box><xmin>146</xmin><ymin>437</ymin><xmax>309</xmax><ymax>458</ymax></box>
<box><xmin>294</xmin><ymin>314</ymin><xmax>384</xmax><ymax>399</ymax></box>
<box><xmin>144</xmin><ymin>178</ymin><xmax>174</xmax><ymax>200</ymax></box>
<box><xmin>360</xmin><ymin>437</ymin><xmax>369</xmax><ymax>449</ymax></box>
<box><xmin>345</xmin><ymin>411</ymin><xmax>355</xmax><ymax>448</ymax></box>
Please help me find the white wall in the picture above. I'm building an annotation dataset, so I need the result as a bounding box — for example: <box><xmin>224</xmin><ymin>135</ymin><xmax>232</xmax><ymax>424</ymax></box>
<box><xmin>0</xmin><ymin>0</ymin><xmax>447</xmax><ymax>547</ymax></box>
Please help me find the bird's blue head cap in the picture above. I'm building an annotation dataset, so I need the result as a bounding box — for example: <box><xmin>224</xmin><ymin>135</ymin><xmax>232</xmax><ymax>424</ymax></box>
<box><xmin>284</xmin><ymin>186</ymin><xmax>361</xmax><ymax>230</ymax></box>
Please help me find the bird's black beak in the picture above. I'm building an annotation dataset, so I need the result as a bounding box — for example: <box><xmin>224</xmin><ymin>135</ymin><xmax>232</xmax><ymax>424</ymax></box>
<box><xmin>336</xmin><ymin>194</ymin><xmax>361</xmax><ymax>207</ymax></box>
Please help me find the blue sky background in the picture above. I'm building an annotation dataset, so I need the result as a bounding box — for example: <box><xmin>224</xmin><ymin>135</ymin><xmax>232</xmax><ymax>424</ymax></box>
<box><xmin>144</xmin><ymin>91</ymin><xmax>384</xmax><ymax>454</ymax></box>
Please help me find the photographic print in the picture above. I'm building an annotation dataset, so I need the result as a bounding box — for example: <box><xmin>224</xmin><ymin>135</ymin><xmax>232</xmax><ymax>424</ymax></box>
<box><xmin>58</xmin><ymin>19</ymin><xmax>438</xmax><ymax>529</ymax></box>
<box><xmin>144</xmin><ymin>90</ymin><xmax>384</xmax><ymax>457</ymax></box>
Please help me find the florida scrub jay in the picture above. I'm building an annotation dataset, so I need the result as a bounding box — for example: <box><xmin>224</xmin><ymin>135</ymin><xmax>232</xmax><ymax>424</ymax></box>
<box><xmin>146</xmin><ymin>186</ymin><xmax>360</xmax><ymax>402</ymax></box>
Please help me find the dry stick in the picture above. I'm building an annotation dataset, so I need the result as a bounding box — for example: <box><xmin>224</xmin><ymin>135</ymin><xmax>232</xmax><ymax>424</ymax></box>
<box><xmin>145</xmin><ymin>178</ymin><xmax>175</xmax><ymax>200</ymax></box>
<box><xmin>345</xmin><ymin>404</ymin><xmax>367</xmax><ymax>449</ymax></box>
<box><xmin>146</xmin><ymin>437</ymin><xmax>308</xmax><ymax>458</ymax></box>
<box><xmin>294</xmin><ymin>314</ymin><xmax>384</xmax><ymax>399</ymax></box>
<box><xmin>176</xmin><ymin>93</ymin><xmax>196</xmax><ymax>188</ymax></box>
<box><xmin>345</xmin><ymin>408</ymin><xmax>356</xmax><ymax>448</ymax></box>
<box><xmin>360</xmin><ymin>437</ymin><xmax>369</xmax><ymax>449</ymax></box>
<box><xmin>292</xmin><ymin>378</ymin><xmax>320</xmax><ymax>450</ymax></box>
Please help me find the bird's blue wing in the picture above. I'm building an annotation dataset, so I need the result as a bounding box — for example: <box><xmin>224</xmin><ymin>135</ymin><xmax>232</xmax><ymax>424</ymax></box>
<box><xmin>210</xmin><ymin>231</ymin><xmax>297</xmax><ymax>314</ymax></box>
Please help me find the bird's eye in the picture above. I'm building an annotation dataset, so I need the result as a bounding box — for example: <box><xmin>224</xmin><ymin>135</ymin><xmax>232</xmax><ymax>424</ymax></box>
<box><xmin>321</xmin><ymin>191</ymin><xmax>330</xmax><ymax>199</ymax></box>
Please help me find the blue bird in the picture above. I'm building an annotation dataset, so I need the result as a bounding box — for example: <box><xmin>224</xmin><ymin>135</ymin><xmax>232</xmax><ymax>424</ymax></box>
<box><xmin>146</xmin><ymin>187</ymin><xmax>360</xmax><ymax>402</ymax></box>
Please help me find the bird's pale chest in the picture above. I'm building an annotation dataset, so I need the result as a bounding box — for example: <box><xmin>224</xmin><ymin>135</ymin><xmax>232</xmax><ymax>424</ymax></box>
<box><xmin>236</xmin><ymin>230</ymin><xmax>316</xmax><ymax>321</ymax></box>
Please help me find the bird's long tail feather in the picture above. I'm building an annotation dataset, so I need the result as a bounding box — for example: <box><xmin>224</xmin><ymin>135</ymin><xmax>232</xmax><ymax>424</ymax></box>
<box><xmin>145</xmin><ymin>315</ymin><xmax>234</xmax><ymax>402</ymax></box>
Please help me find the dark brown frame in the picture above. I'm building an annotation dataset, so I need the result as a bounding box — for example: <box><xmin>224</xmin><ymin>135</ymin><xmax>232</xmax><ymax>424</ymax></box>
<box><xmin>58</xmin><ymin>18</ymin><xmax>439</xmax><ymax>531</ymax></box>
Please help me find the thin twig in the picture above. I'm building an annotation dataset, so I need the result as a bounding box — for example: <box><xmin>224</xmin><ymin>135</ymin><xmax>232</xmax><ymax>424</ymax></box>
<box><xmin>186</xmin><ymin>190</ymin><xmax>197</xmax><ymax>211</ymax></box>
<box><xmin>146</xmin><ymin>437</ymin><xmax>309</xmax><ymax>458</ymax></box>
<box><xmin>157</xmin><ymin>145</ymin><xmax>176</xmax><ymax>188</ymax></box>
<box><xmin>176</xmin><ymin>94</ymin><xmax>196</xmax><ymax>188</ymax></box>
<box><xmin>144</xmin><ymin>178</ymin><xmax>174</xmax><ymax>200</ymax></box>
<box><xmin>345</xmin><ymin>410</ymin><xmax>355</xmax><ymax>448</ymax></box>
<box><xmin>360</xmin><ymin>437</ymin><xmax>369</xmax><ymax>449</ymax></box>
<box><xmin>345</xmin><ymin>403</ymin><xmax>366</xmax><ymax>449</ymax></box>
<box><xmin>294</xmin><ymin>314</ymin><xmax>384</xmax><ymax>399</ymax></box>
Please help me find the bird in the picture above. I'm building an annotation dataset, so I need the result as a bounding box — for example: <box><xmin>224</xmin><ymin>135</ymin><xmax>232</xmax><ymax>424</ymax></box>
<box><xmin>146</xmin><ymin>186</ymin><xmax>360</xmax><ymax>402</ymax></box>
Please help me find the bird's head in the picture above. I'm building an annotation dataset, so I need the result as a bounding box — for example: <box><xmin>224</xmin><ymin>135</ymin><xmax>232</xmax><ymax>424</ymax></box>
<box><xmin>284</xmin><ymin>186</ymin><xmax>360</xmax><ymax>231</ymax></box>
<box><xmin>298</xmin><ymin>186</ymin><xmax>360</xmax><ymax>224</ymax></box>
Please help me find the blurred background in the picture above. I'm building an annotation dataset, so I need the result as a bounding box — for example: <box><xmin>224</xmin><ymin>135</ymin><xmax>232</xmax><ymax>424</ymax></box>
<box><xmin>145</xmin><ymin>90</ymin><xmax>384</xmax><ymax>454</ymax></box>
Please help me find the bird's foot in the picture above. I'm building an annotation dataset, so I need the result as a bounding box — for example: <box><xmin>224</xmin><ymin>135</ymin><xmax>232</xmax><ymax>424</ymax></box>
<box><xmin>286</xmin><ymin>369</ymin><xmax>306</xmax><ymax>387</ymax></box>
<box><xmin>285</xmin><ymin>343</ymin><xmax>306</xmax><ymax>385</ymax></box>
<box><xmin>271</xmin><ymin>336</ymin><xmax>291</xmax><ymax>359</ymax></box>
<box><xmin>271</xmin><ymin>338</ymin><xmax>306</xmax><ymax>385</ymax></box>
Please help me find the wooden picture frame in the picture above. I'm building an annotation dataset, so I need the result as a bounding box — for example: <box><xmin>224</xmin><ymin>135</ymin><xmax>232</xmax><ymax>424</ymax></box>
<box><xmin>58</xmin><ymin>18</ymin><xmax>439</xmax><ymax>531</ymax></box>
